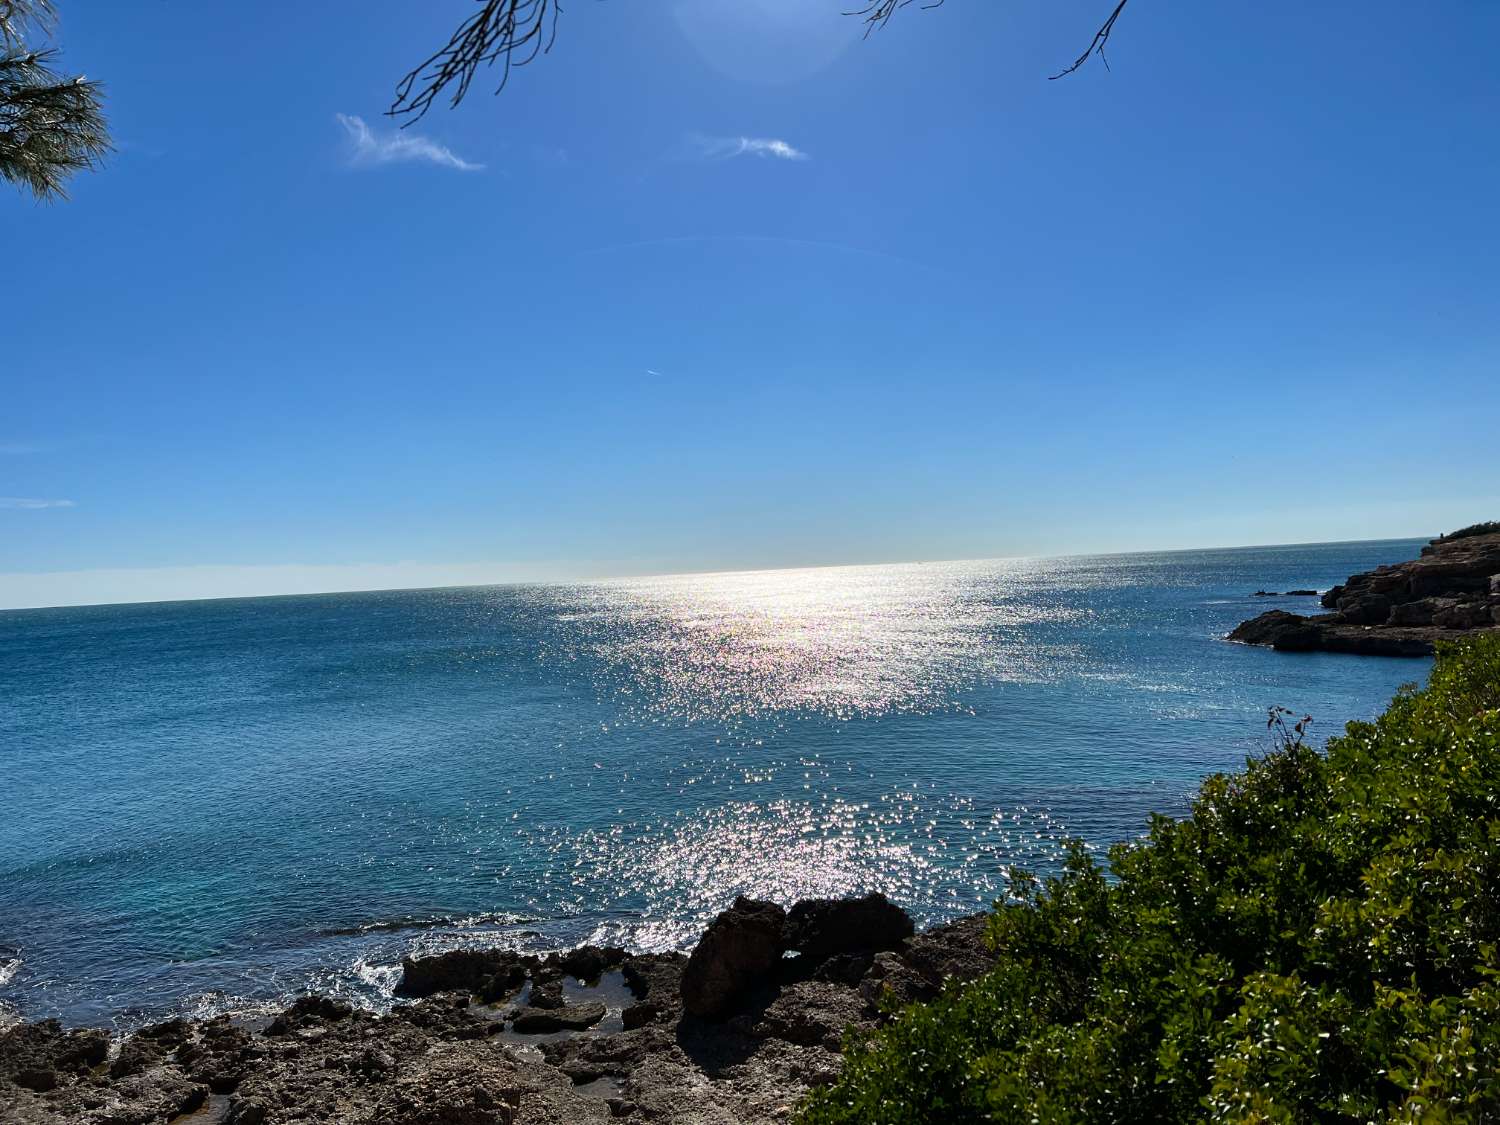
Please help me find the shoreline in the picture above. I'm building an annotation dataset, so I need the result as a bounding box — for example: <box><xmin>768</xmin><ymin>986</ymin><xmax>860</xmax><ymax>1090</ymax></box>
<box><xmin>1</xmin><ymin>894</ymin><xmax>993</xmax><ymax>1124</ymax></box>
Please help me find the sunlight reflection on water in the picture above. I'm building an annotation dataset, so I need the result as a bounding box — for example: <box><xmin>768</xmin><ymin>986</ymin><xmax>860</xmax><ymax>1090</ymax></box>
<box><xmin>547</xmin><ymin>560</ymin><xmax>1093</xmax><ymax>724</ymax></box>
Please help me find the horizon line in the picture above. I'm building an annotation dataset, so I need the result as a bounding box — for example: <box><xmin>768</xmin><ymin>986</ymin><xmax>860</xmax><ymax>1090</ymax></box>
<box><xmin>0</xmin><ymin>532</ymin><xmax>1435</xmax><ymax>614</ymax></box>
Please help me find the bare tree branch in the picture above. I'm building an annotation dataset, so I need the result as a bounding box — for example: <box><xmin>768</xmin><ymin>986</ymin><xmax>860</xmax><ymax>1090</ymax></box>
<box><xmin>846</xmin><ymin>0</ymin><xmax>946</xmax><ymax>38</ymax></box>
<box><xmin>390</xmin><ymin>1</ymin><xmax>1132</xmax><ymax>123</ymax></box>
<box><xmin>1049</xmin><ymin>0</ymin><xmax>1129</xmax><ymax>79</ymax></box>
<box><xmin>389</xmin><ymin>0</ymin><xmax>561</xmax><ymax>123</ymax></box>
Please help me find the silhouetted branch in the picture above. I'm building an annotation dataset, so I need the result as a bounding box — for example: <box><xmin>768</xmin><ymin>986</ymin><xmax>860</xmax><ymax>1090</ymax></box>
<box><xmin>389</xmin><ymin>0</ymin><xmax>561</xmax><ymax>123</ymax></box>
<box><xmin>1050</xmin><ymin>0</ymin><xmax>1130</xmax><ymax>79</ymax></box>
<box><xmin>391</xmin><ymin>0</ymin><xmax>1132</xmax><ymax>122</ymax></box>
<box><xmin>847</xmin><ymin>0</ymin><xmax>946</xmax><ymax>38</ymax></box>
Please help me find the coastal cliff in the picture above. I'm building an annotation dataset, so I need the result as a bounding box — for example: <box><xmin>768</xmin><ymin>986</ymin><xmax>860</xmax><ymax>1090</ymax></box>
<box><xmin>1229</xmin><ymin>524</ymin><xmax>1500</xmax><ymax>655</ymax></box>
<box><xmin>0</xmin><ymin>895</ymin><xmax>987</xmax><ymax>1125</ymax></box>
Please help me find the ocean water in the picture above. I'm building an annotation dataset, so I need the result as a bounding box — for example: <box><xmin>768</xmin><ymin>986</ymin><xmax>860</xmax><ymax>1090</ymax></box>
<box><xmin>0</xmin><ymin>540</ymin><xmax>1430</xmax><ymax>1028</ymax></box>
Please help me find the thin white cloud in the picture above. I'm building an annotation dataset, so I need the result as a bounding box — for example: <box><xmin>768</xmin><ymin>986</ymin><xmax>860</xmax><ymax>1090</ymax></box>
<box><xmin>335</xmin><ymin>113</ymin><xmax>482</xmax><ymax>172</ymax></box>
<box><xmin>0</xmin><ymin>497</ymin><xmax>75</xmax><ymax>510</ymax></box>
<box><xmin>693</xmin><ymin>134</ymin><xmax>808</xmax><ymax>162</ymax></box>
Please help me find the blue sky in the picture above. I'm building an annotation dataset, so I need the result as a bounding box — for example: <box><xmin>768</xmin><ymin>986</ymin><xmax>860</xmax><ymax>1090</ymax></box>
<box><xmin>3</xmin><ymin>0</ymin><xmax>1498</xmax><ymax>608</ymax></box>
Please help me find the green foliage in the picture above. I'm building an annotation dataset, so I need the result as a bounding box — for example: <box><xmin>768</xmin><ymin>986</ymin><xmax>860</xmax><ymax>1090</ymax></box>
<box><xmin>1</xmin><ymin>0</ymin><xmax>110</xmax><ymax>200</ymax></box>
<box><xmin>800</xmin><ymin>637</ymin><xmax>1500</xmax><ymax>1124</ymax></box>
<box><xmin>1439</xmin><ymin>521</ymin><xmax>1500</xmax><ymax>542</ymax></box>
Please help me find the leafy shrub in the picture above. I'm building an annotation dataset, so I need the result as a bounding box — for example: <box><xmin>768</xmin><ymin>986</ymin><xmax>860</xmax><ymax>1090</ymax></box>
<box><xmin>800</xmin><ymin>637</ymin><xmax>1500</xmax><ymax>1124</ymax></box>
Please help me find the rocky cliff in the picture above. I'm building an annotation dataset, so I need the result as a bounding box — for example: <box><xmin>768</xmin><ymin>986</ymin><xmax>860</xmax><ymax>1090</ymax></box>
<box><xmin>1229</xmin><ymin>527</ymin><xmax>1500</xmax><ymax>656</ymax></box>
<box><xmin>0</xmin><ymin>894</ymin><xmax>988</xmax><ymax>1125</ymax></box>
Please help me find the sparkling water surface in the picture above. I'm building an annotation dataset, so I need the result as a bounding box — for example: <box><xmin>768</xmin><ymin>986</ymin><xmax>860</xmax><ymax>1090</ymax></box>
<box><xmin>0</xmin><ymin>540</ymin><xmax>1429</xmax><ymax>1027</ymax></box>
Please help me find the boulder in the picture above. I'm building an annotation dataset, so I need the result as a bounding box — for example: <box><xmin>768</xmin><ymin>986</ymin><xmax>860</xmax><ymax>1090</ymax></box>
<box><xmin>1285</xmin><ymin>589</ymin><xmax>1318</xmax><ymax>597</ymax></box>
<box><xmin>396</xmin><ymin>949</ymin><xmax>525</xmax><ymax>999</ymax></box>
<box><xmin>784</xmin><ymin>893</ymin><xmax>914</xmax><ymax>962</ymax></box>
<box><xmin>680</xmin><ymin>897</ymin><xmax>786</xmax><ymax>1019</ymax></box>
<box><xmin>510</xmin><ymin>1003</ymin><xmax>606</xmax><ymax>1033</ymax></box>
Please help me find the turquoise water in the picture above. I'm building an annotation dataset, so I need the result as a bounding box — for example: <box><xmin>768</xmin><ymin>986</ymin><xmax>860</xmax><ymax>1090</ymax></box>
<box><xmin>0</xmin><ymin>541</ymin><xmax>1429</xmax><ymax>1027</ymax></box>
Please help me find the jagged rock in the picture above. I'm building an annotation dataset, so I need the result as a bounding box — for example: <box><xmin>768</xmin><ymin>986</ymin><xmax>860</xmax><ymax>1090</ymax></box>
<box><xmin>1338</xmin><ymin>593</ymin><xmax>1393</xmax><ymax>625</ymax></box>
<box><xmin>1227</xmin><ymin>610</ymin><xmax>1325</xmax><ymax>650</ymax></box>
<box><xmin>397</xmin><ymin>948</ymin><xmax>527</xmax><ymax>999</ymax></box>
<box><xmin>1233</xmin><ymin>530</ymin><xmax>1500</xmax><ymax>656</ymax></box>
<box><xmin>528</xmin><ymin>979</ymin><xmax>565</xmax><ymax>1010</ymax></box>
<box><xmin>1</xmin><ymin>897</ymin><xmax>1014</xmax><ymax>1124</ymax></box>
<box><xmin>511</xmin><ymin>1003</ymin><xmax>607</xmax><ymax>1033</ymax></box>
<box><xmin>264</xmin><ymin>995</ymin><xmax>351</xmax><ymax>1036</ymax></box>
<box><xmin>680</xmin><ymin>897</ymin><xmax>787</xmax><ymax>1018</ymax></box>
<box><xmin>620</xmin><ymin>953</ymin><xmax>685</xmax><ymax>1007</ymax></box>
<box><xmin>784</xmin><ymin>892</ymin><xmax>914</xmax><ymax>962</ymax></box>
<box><xmin>621</xmin><ymin>1002</ymin><xmax>661</xmax><ymax>1030</ymax></box>
<box><xmin>1285</xmin><ymin>589</ymin><xmax>1318</xmax><ymax>596</ymax></box>
<box><xmin>555</xmin><ymin>946</ymin><xmax>625</xmax><ymax>983</ymax></box>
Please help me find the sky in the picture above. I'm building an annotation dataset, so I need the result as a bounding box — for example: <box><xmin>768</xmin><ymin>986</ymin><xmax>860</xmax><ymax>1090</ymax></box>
<box><xmin>3</xmin><ymin>0</ymin><xmax>1499</xmax><ymax>609</ymax></box>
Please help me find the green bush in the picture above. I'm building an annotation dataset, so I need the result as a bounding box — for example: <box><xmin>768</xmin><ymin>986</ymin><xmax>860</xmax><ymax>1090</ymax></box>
<box><xmin>800</xmin><ymin>637</ymin><xmax>1500</xmax><ymax>1124</ymax></box>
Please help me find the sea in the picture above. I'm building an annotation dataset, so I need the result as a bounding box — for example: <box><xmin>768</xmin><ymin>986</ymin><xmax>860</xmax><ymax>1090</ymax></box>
<box><xmin>0</xmin><ymin>539</ymin><xmax>1431</xmax><ymax>1029</ymax></box>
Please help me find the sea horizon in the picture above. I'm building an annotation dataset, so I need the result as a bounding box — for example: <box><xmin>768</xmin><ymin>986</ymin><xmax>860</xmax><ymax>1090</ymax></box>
<box><xmin>0</xmin><ymin>532</ymin><xmax>1441</xmax><ymax>615</ymax></box>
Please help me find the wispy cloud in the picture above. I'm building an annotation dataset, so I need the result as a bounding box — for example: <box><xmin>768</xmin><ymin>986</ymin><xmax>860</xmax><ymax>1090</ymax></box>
<box><xmin>693</xmin><ymin>135</ymin><xmax>808</xmax><ymax>162</ymax></box>
<box><xmin>335</xmin><ymin>113</ymin><xmax>483</xmax><ymax>172</ymax></box>
<box><xmin>0</xmin><ymin>497</ymin><xmax>75</xmax><ymax>510</ymax></box>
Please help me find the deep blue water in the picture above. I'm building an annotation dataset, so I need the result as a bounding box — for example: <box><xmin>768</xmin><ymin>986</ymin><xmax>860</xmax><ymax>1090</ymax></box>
<box><xmin>0</xmin><ymin>541</ymin><xmax>1430</xmax><ymax>1028</ymax></box>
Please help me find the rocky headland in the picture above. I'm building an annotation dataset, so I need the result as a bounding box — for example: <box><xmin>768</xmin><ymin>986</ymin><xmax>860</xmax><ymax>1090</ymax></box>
<box><xmin>1229</xmin><ymin>525</ymin><xmax>1500</xmax><ymax>656</ymax></box>
<box><xmin>1</xmin><ymin>894</ymin><xmax>995</xmax><ymax>1125</ymax></box>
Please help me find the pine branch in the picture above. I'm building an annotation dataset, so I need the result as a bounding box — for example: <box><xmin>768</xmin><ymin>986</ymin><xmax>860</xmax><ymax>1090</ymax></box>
<box><xmin>0</xmin><ymin>45</ymin><xmax>110</xmax><ymax>201</ymax></box>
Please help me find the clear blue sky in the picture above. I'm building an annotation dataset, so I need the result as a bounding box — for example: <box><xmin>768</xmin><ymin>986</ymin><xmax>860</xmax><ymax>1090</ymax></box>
<box><xmin>4</xmin><ymin>0</ymin><xmax>1498</xmax><ymax>608</ymax></box>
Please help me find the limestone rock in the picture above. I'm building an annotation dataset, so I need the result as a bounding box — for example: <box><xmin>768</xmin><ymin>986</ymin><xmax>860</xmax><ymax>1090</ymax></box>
<box><xmin>680</xmin><ymin>897</ymin><xmax>786</xmax><ymax>1019</ymax></box>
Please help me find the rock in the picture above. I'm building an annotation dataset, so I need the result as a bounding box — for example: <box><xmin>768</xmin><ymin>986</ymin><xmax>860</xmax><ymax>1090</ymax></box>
<box><xmin>751</xmin><ymin>980</ymin><xmax>872</xmax><ymax>1050</ymax></box>
<box><xmin>511</xmin><ymin>1003</ymin><xmax>607</xmax><ymax>1033</ymax></box>
<box><xmin>1337</xmin><ymin>593</ymin><xmax>1393</xmax><ymax>625</ymax></box>
<box><xmin>1252</xmin><ymin>590</ymin><xmax>1278</xmax><ymax>596</ymax></box>
<box><xmin>620</xmin><ymin>1002</ymin><xmax>661</xmax><ymax>1030</ymax></box>
<box><xmin>680</xmin><ymin>897</ymin><xmax>787</xmax><ymax>1019</ymax></box>
<box><xmin>265</xmin><ymin>995</ymin><xmax>352</xmax><ymax>1036</ymax></box>
<box><xmin>1231</xmin><ymin>529</ymin><xmax>1500</xmax><ymax>657</ymax></box>
<box><xmin>13</xmin><ymin>1066</ymin><xmax>58</xmax><ymax>1091</ymax></box>
<box><xmin>1285</xmin><ymin>589</ymin><xmax>1318</xmax><ymax>596</ymax></box>
<box><xmin>528</xmin><ymin>979</ymin><xmax>565</xmax><ymax>1010</ymax></box>
<box><xmin>620</xmin><ymin>953</ymin><xmax>685</xmax><ymax>1006</ymax></box>
<box><xmin>397</xmin><ymin>949</ymin><xmax>527</xmax><ymax>999</ymax></box>
<box><xmin>375</xmin><ymin>1059</ymin><xmax>522</xmax><ymax>1125</ymax></box>
<box><xmin>1227</xmin><ymin>610</ymin><xmax>1325</xmax><ymax>650</ymax></box>
<box><xmin>784</xmin><ymin>892</ymin><xmax>914</xmax><ymax>962</ymax></box>
<box><xmin>556</xmin><ymin>946</ymin><xmax>625</xmax><ymax>983</ymax></box>
<box><xmin>1433</xmin><ymin>600</ymin><xmax>1492</xmax><ymax>629</ymax></box>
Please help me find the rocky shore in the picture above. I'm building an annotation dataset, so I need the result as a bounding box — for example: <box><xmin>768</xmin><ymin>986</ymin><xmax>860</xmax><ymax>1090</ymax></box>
<box><xmin>1</xmin><ymin>894</ymin><xmax>995</xmax><ymax>1124</ymax></box>
<box><xmin>1229</xmin><ymin>527</ymin><xmax>1500</xmax><ymax>656</ymax></box>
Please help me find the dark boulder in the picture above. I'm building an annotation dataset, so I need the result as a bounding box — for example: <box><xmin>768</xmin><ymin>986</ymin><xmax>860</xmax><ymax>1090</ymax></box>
<box><xmin>680</xmin><ymin>896</ymin><xmax>786</xmax><ymax>1019</ymax></box>
<box><xmin>784</xmin><ymin>892</ymin><xmax>914</xmax><ymax>962</ymax></box>
<box><xmin>510</xmin><ymin>1002</ymin><xmax>607</xmax><ymax>1033</ymax></box>
<box><xmin>397</xmin><ymin>948</ymin><xmax>526</xmax><ymax>1000</ymax></box>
